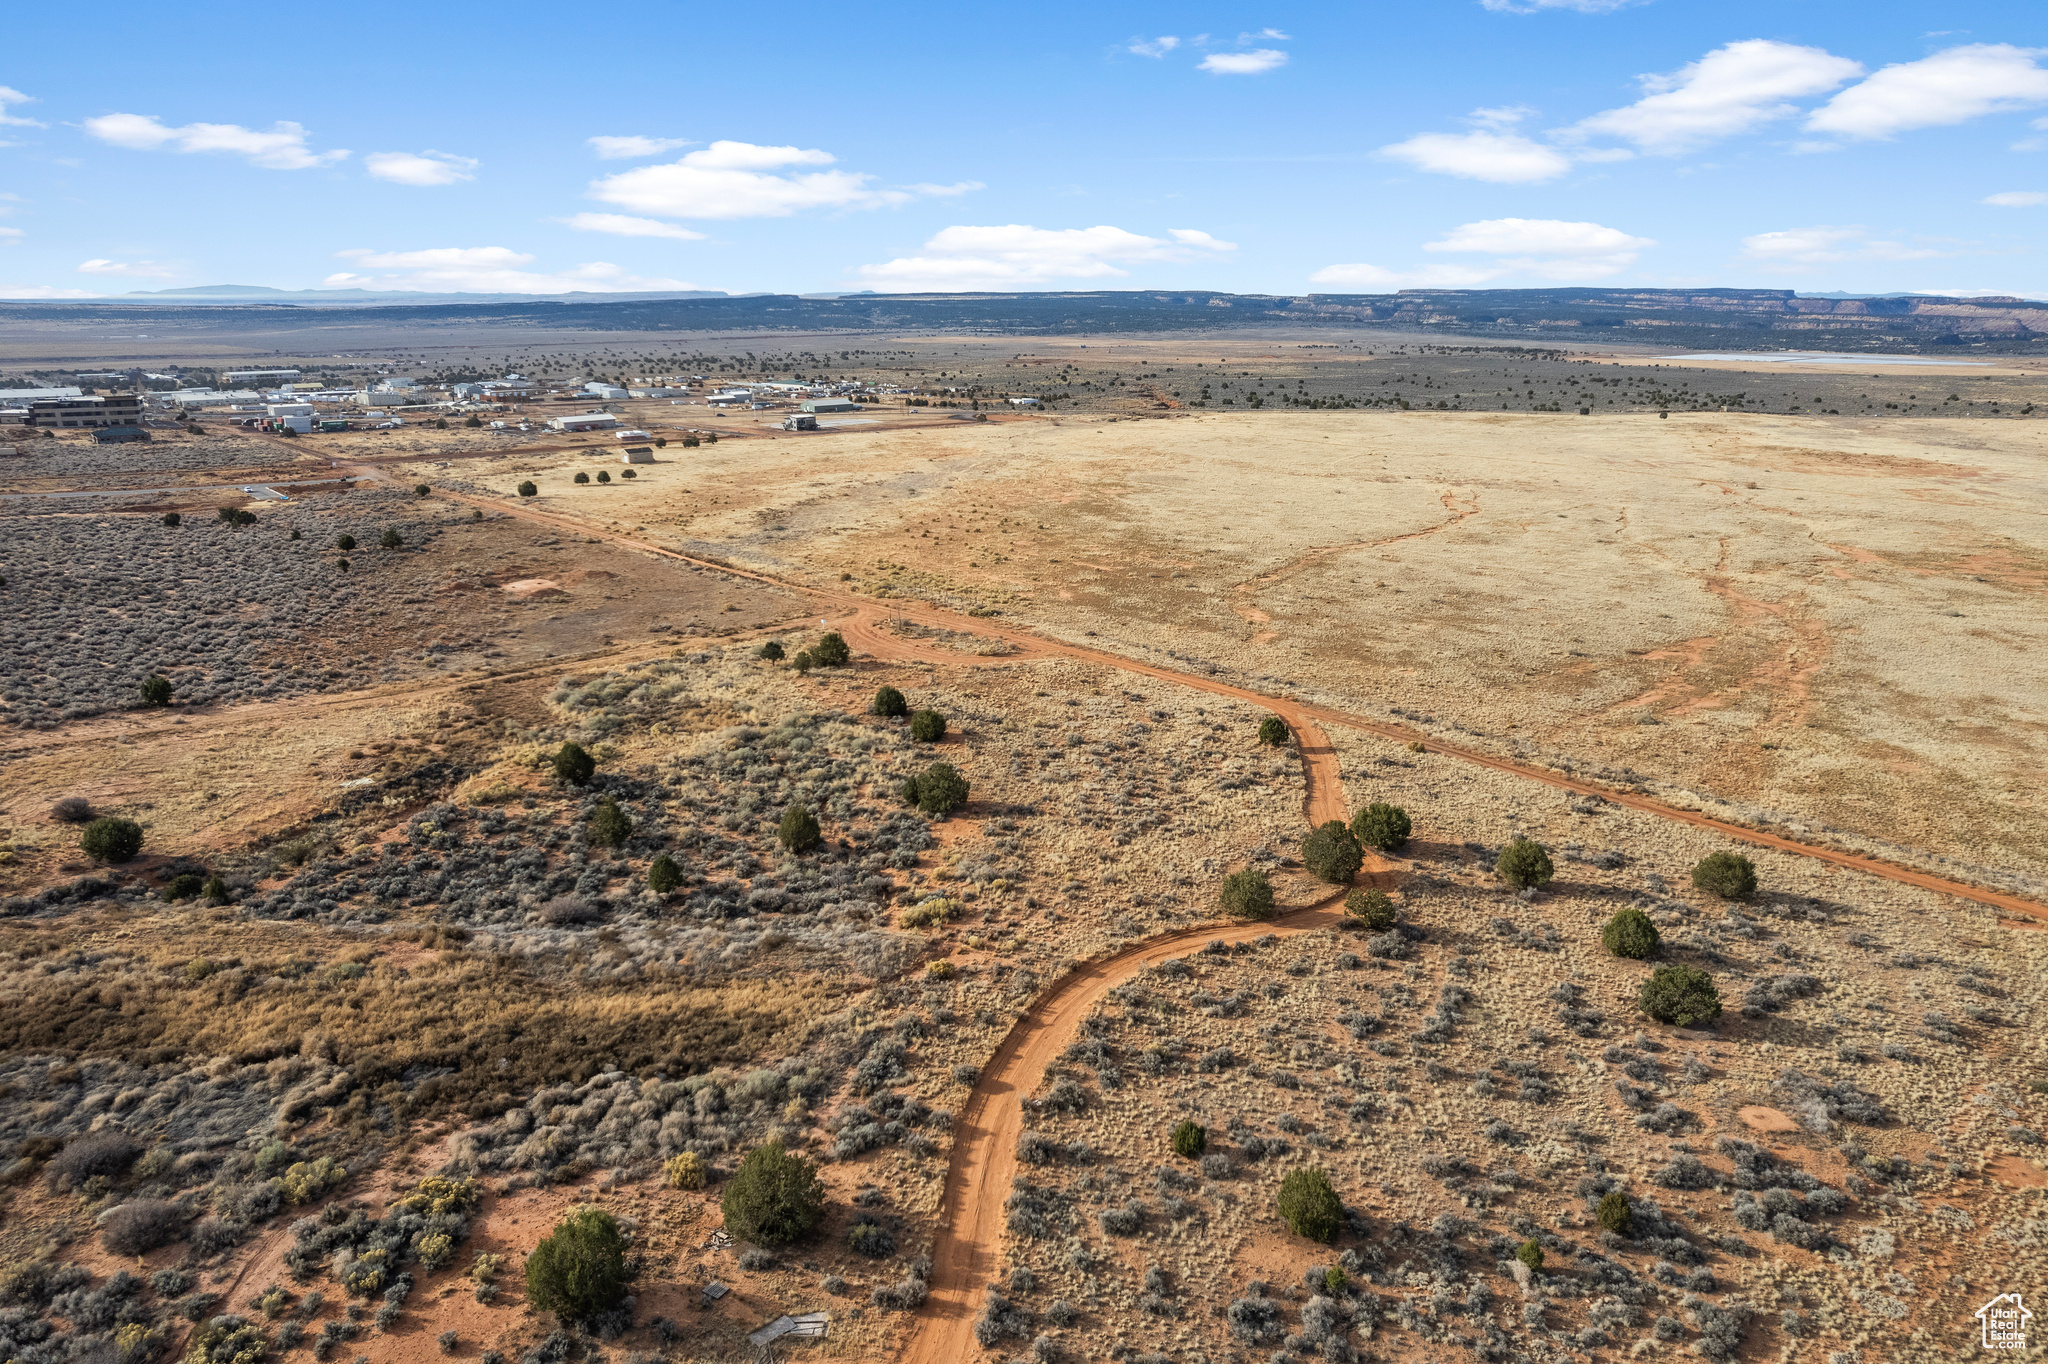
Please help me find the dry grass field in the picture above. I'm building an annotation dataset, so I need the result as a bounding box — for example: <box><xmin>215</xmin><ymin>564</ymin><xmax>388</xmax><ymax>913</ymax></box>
<box><xmin>1</xmin><ymin>333</ymin><xmax>2044</xmax><ymax>1364</ymax></box>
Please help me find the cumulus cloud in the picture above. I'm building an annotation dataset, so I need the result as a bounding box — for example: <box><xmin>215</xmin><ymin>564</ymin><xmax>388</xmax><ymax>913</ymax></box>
<box><xmin>1983</xmin><ymin>190</ymin><xmax>2047</xmax><ymax>206</ymax></box>
<box><xmin>0</xmin><ymin>86</ymin><xmax>44</xmax><ymax>128</ymax></box>
<box><xmin>587</xmin><ymin>135</ymin><xmax>693</xmax><ymax>159</ymax></box>
<box><xmin>1379</xmin><ymin>128</ymin><xmax>1573</xmax><ymax>182</ymax></box>
<box><xmin>1316</xmin><ymin>216</ymin><xmax>1653</xmax><ymax>289</ymax></box>
<box><xmin>1567</xmin><ymin>40</ymin><xmax>1864</xmax><ymax>153</ymax></box>
<box><xmin>0</xmin><ymin>227</ymin><xmax>23</xmax><ymax>243</ymax></box>
<box><xmin>82</xmin><ymin>113</ymin><xmax>347</xmax><ymax>169</ymax></box>
<box><xmin>854</xmin><ymin>224</ymin><xmax>1235</xmax><ymax>291</ymax></box>
<box><xmin>1739</xmin><ymin>226</ymin><xmax>1947</xmax><ymax>267</ymax></box>
<box><xmin>1806</xmin><ymin>44</ymin><xmax>2048</xmax><ymax>141</ymax></box>
<box><xmin>901</xmin><ymin>181</ymin><xmax>985</xmax><ymax>197</ymax></box>
<box><xmin>325</xmin><ymin>246</ymin><xmax>695</xmax><ymax>294</ymax></box>
<box><xmin>364</xmin><ymin>150</ymin><xmax>478</xmax><ymax>186</ymax></box>
<box><xmin>559</xmin><ymin>212</ymin><xmax>708</xmax><ymax>240</ymax></box>
<box><xmin>1129</xmin><ymin>36</ymin><xmax>1180</xmax><ymax>57</ymax></box>
<box><xmin>588</xmin><ymin>140</ymin><xmax>913</xmax><ymax>219</ymax></box>
<box><xmin>1200</xmin><ymin>49</ymin><xmax>1288</xmax><ymax>75</ymax></box>
<box><xmin>1309</xmin><ymin>262</ymin><xmax>1505</xmax><ymax>289</ymax></box>
<box><xmin>76</xmin><ymin>259</ymin><xmax>176</xmax><ymax>278</ymax></box>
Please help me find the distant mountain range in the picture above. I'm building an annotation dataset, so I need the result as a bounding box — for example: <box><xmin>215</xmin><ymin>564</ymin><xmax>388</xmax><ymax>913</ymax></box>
<box><xmin>5</xmin><ymin>286</ymin><xmax>2045</xmax><ymax>353</ymax></box>
<box><xmin>96</xmin><ymin>284</ymin><xmax>741</xmax><ymax>306</ymax></box>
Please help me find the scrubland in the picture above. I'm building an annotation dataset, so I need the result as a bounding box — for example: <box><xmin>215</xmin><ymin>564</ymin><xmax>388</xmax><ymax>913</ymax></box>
<box><xmin>1</xmin><ymin>352</ymin><xmax>2044</xmax><ymax>1364</ymax></box>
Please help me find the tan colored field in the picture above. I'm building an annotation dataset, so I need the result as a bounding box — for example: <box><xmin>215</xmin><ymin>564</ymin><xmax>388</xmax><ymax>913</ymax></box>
<box><xmin>456</xmin><ymin>406</ymin><xmax>2048</xmax><ymax>901</ymax></box>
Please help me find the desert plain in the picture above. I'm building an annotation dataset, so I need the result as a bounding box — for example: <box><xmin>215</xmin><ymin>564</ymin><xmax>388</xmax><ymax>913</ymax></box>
<box><xmin>2</xmin><ymin>330</ymin><xmax>2046</xmax><ymax>1364</ymax></box>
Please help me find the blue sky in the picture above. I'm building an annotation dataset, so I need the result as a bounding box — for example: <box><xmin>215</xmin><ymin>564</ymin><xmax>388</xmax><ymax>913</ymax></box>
<box><xmin>3</xmin><ymin>0</ymin><xmax>2047</xmax><ymax>298</ymax></box>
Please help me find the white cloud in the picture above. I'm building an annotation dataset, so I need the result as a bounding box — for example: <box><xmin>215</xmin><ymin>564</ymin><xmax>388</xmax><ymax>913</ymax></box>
<box><xmin>1309</xmin><ymin>262</ymin><xmax>1505</xmax><ymax>289</ymax></box>
<box><xmin>1316</xmin><ymin>216</ymin><xmax>1653</xmax><ymax>289</ymax></box>
<box><xmin>1739</xmin><ymin>225</ymin><xmax>1947</xmax><ymax>267</ymax></box>
<box><xmin>76</xmin><ymin>258</ymin><xmax>176</xmax><ymax>278</ymax></box>
<box><xmin>82</xmin><ymin>113</ymin><xmax>347</xmax><ymax>169</ymax></box>
<box><xmin>901</xmin><ymin>181</ymin><xmax>986</xmax><ymax>197</ymax></box>
<box><xmin>325</xmin><ymin>246</ymin><xmax>695</xmax><ymax>294</ymax></box>
<box><xmin>1567</xmin><ymin>40</ymin><xmax>1864</xmax><ymax>154</ymax></box>
<box><xmin>1200</xmin><ymin>49</ymin><xmax>1288</xmax><ymax>75</ymax></box>
<box><xmin>1129</xmin><ymin>36</ymin><xmax>1179</xmax><ymax>58</ymax></box>
<box><xmin>1984</xmin><ymin>190</ymin><xmax>2047</xmax><ymax>206</ymax></box>
<box><xmin>1379</xmin><ymin>128</ymin><xmax>1572</xmax><ymax>182</ymax></box>
<box><xmin>364</xmin><ymin>150</ymin><xmax>478</xmax><ymax>186</ymax></box>
<box><xmin>0</xmin><ymin>227</ymin><xmax>22</xmax><ymax>243</ymax></box>
<box><xmin>586</xmin><ymin>140</ymin><xmax>969</xmax><ymax>221</ymax></box>
<box><xmin>587</xmin><ymin>135</ymin><xmax>693</xmax><ymax>159</ymax></box>
<box><xmin>0</xmin><ymin>284</ymin><xmax>101</xmax><ymax>298</ymax></box>
<box><xmin>559</xmin><ymin>212</ymin><xmax>708</xmax><ymax>240</ymax></box>
<box><xmin>1806</xmin><ymin>44</ymin><xmax>2048</xmax><ymax>141</ymax></box>
<box><xmin>0</xmin><ymin>86</ymin><xmax>44</xmax><ymax>128</ymax></box>
<box><xmin>1479</xmin><ymin>0</ymin><xmax>1638</xmax><ymax>11</ymax></box>
<box><xmin>854</xmin><ymin>224</ymin><xmax>1235</xmax><ymax>291</ymax></box>
<box><xmin>1425</xmin><ymin>217</ymin><xmax>1654</xmax><ymax>258</ymax></box>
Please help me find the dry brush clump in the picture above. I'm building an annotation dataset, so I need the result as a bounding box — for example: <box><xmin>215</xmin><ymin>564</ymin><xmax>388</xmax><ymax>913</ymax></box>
<box><xmin>1</xmin><ymin>493</ymin><xmax>447</xmax><ymax>728</ymax></box>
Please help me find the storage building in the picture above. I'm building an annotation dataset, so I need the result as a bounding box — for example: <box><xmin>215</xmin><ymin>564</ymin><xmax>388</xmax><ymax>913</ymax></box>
<box><xmin>548</xmin><ymin>412</ymin><xmax>620</xmax><ymax>432</ymax></box>
<box><xmin>802</xmin><ymin>398</ymin><xmax>860</xmax><ymax>414</ymax></box>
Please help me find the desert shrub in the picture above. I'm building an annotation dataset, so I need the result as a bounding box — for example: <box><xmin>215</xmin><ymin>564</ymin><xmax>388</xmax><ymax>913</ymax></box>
<box><xmin>755</xmin><ymin>641</ymin><xmax>785</xmax><ymax>661</ymax></box>
<box><xmin>846</xmin><ymin>1219</ymin><xmax>895</xmax><ymax>1258</ymax></box>
<box><xmin>1344</xmin><ymin>887</ymin><xmax>1396</xmax><ymax>930</ymax></box>
<box><xmin>1601</xmin><ymin>908</ymin><xmax>1660</xmax><ymax>959</ymax></box>
<box><xmin>49</xmin><ymin>1131</ymin><xmax>142</xmax><ymax>1188</ymax></box>
<box><xmin>898</xmin><ymin>897</ymin><xmax>956</xmax><ymax>928</ymax></box>
<box><xmin>1640</xmin><ymin>965</ymin><xmax>1722</xmax><ymax>1028</ymax></box>
<box><xmin>538</xmin><ymin>895</ymin><xmax>600</xmax><ymax>926</ymax></box>
<box><xmin>437</xmin><ymin>1330</ymin><xmax>458</xmax><ymax>1355</ymax></box>
<box><xmin>336</xmin><ymin>534</ymin><xmax>357</xmax><ymax>551</ymax></box>
<box><xmin>414</xmin><ymin>484</ymin><xmax>430</xmax><ymax>497</ymax></box>
<box><xmin>573</xmin><ymin>472</ymin><xmax>590</xmax><ymax>485</ymax></box>
<box><xmin>811</xmin><ymin>632</ymin><xmax>850</xmax><ymax>666</ymax></box>
<box><xmin>870</xmin><ymin>1276</ymin><xmax>928</xmax><ymax>1311</ymax></box>
<box><xmin>552</xmin><ymin>742</ymin><xmax>596</xmax><ymax>786</ymax></box>
<box><xmin>1226</xmin><ymin>1292</ymin><xmax>1283</xmax><ymax>1343</ymax></box>
<box><xmin>1220</xmin><ymin>868</ymin><xmax>1274</xmax><ymax>920</ymax></box>
<box><xmin>909</xmin><ymin>709</ymin><xmax>947</xmax><ymax>742</ymax></box>
<box><xmin>595</xmin><ymin>471</ymin><xmax>611</xmax><ymax>485</ymax></box>
<box><xmin>778</xmin><ymin>805</ymin><xmax>821</xmax><ymax>853</ymax></box>
<box><xmin>51</xmin><ymin>796</ymin><xmax>95</xmax><ymax>823</ymax></box>
<box><xmin>140</xmin><ymin>674</ymin><xmax>174</xmax><ymax>706</ymax></box>
<box><xmin>902</xmin><ymin>762</ymin><xmax>969</xmax><ymax>817</ymax></box>
<box><xmin>662</xmin><ymin>1153</ymin><xmax>706</xmax><ymax>1191</ymax></box>
<box><xmin>379</xmin><ymin>529</ymin><xmax>402</xmax><ymax>549</ymax></box>
<box><xmin>1170</xmin><ymin>1120</ymin><xmax>1206</xmax><ymax>1159</ymax></box>
<box><xmin>185</xmin><ymin>1316</ymin><xmax>269</xmax><ymax>1364</ymax></box>
<box><xmin>792</xmin><ymin>652</ymin><xmax>814</xmax><ymax>674</ymax></box>
<box><xmin>1302</xmin><ymin>821</ymin><xmax>1363</xmax><ymax>884</ymax></box>
<box><xmin>587</xmin><ymin>799</ymin><xmax>632</xmax><ymax>849</ymax></box>
<box><xmin>647</xmin><ymin>854</ymin><xmax>681</xmax><ymax>893</ymax></box>
<box><xmin>872</xmin><ymin>686</ymin><xmax>908</xmax><ymax>717</ymax></box>
<box><xmin>523</xmin><ymin>1207</ymin><xmax>627</xmax><ymax>1322</ymax></box>
<box><xmin>1200</xmin><ymin>1153</ymin><xmax>1234</xmax><ymax>1180</ymax></box>
<box><xmin>1256</xmin><ymin>715</ymin><xmax>1289</xmax><ymax>746</ymax></box>
<box><xmin>277</xmin><ymin>1158</ymin><xmax>348</xmax><ymax>1205</ymax></box>
<box><xmin>1515</xmin><ymin>1239</ymin><xmax>1544</xmax><ymax>1271</ymax></box>
<box><xmin>1351</xmin><ymin>802</ymin><xmax>1411</xmax><ymax>851</ymax></box>
<box><xmin>1278</xmin><ymin>1167</ymin><xmax>1342</xmax><ymax>1243</ymax></box>
<box><xmin>517</xmin><ymin>482</ymin><xmax>537</xmax><ymax>498</ymax></box>
<box><xmin>720</xmin><ymin>1142</ymin><xmax>825</xmax><ymax>1247</ymax></box>
<box><xmin>163</xmin><ymin>512</ymin><xmax>182</xmax><ymax>527</ymax></box>
<box><xmin>1692</xmin><ymin>851</ymin><xmax>1758</xmax><ymax>899</ymax></box>
<box><xmin>202</xmin><ymin>875</ymin><xmax>230</xmax><ymax>904</ymax></box>
<box><xmin>81</xmin><ymin>817</ymin><xmax>145</xmax><ymax>864</ymax></box>
<box><xmin>102</xmin><ymin>1199</ymin><xmax>184</xmax><ymax>1255</ymax></box>
<box><xmin>1597</xmin><ymin>1192</ymin><xmax>1634</xmax><ymax>1235</ymax></box>
<box><xmin>1495</xmin><ymin>837</ymin><xmax>1554</xmax><ymax>889</ymax></box>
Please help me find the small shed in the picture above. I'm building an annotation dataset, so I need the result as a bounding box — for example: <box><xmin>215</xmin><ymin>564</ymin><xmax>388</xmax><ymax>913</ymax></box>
<box><xmin>621</xmin><ymin>447</ymin><xmax>654</xmax><ymax>464</ymax></box>
<box><xmin>801</xmin><ymin>398</ymin><xmax>859</xmax><ymax>414</ymax></box>
<box><xmin>92</xmin><ymin>425</ymin><xmax>151</xmax><ymax>444</ymax></box>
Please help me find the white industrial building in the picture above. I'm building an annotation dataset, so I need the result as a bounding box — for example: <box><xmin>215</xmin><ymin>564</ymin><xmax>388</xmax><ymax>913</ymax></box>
<box><xmin>548</xmin><ymin>412</ymin><xmax>619</xmax><ymax>432</ymax></box>
<box><xmin>584</xmin><ymin>382</ymin><xmax>629</xmax><ymax>400</ymax></box>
